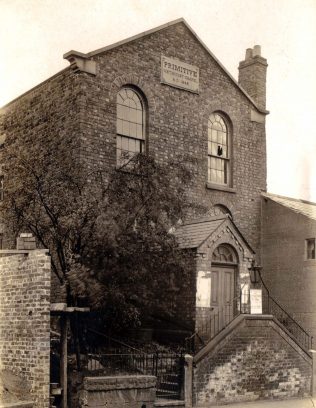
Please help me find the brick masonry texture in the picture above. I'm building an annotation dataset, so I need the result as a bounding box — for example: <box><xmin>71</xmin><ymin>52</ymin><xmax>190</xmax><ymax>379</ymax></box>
<box><xmin>0</xmin><ymin>21</ymin><xmax>266</xmax><ymax>252</ymax></box>
<box><xmin>0</xmin><ymin>251</ymin><xmax>51</xmax><ymax>408</ymax></box>
<box><xmin>261</xmin><ymin>198</ymin><xmax>316</xmax><ymax>341</ymax></box>
<box><xmin>0</xmin><ymin>21</ymin><xmax>267</xmax><ymax>308</ymax></box>
<box><xmin>193</xmin><ymin>317</ymin><xmax>312</xmax><ymax>406</ymax></box>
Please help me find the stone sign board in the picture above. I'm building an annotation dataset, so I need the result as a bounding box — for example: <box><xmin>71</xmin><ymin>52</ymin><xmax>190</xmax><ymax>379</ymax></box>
<box><xmin>161</xmin><ymin>55</ymin><xmax>199</xmax><ymax>93</ymax></box>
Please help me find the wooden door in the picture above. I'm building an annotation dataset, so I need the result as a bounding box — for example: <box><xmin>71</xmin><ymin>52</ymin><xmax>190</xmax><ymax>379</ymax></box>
<box><xmin>210</xmin><ymin>267</ymin><xmax>235</xmax><ymax>336</ymax></box>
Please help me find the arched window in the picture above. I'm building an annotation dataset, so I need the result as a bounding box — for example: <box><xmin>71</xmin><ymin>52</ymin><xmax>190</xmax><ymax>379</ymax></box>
<box><xmin>212</xmin><ymin>244</ymin><xmax>237</xmax><ymax>263</ymax></box>
<box><xmin>208</xmin><ymin>113</ymin><xmax>230</xmax><ymax>185</ymax></box>
<box><xmin>116</xmin><ymin>87</ymin><xmax>145</xmax><ymax>166</ymax></box>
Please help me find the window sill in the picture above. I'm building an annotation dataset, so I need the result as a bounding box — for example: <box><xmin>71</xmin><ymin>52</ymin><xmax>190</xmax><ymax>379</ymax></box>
<box><xmin>206</xmin><ymin>182</ymin><xmax>236</xmax><ymax>194</ymax></box>
<box><xmin>304</xmin><ymin>259</ymin><xmax>316</xmax><ymax>264</ymax></box>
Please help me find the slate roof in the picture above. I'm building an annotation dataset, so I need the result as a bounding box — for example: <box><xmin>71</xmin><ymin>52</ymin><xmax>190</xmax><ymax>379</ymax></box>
<box><xmin>262</xmin><ymin>192</ymin><xmax>316</xmax><ymax>221</ymax></box>
<box><xmin>174</xmin><ymin>214</ymin><xmax>255</xmax><ymax>254</ymax></box>
<box><xmin>174</xmin><ymin>215</ymin><xmax>226</xmax><ymax>249</ymax></box>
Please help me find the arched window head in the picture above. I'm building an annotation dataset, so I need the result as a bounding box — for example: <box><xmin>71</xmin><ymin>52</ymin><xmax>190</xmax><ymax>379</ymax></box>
<box><xmin>212</xmin><ymin>244</ymin><xmax>237</xmax><ymax>263</ymax></box>
<box><xmin>208</xmin><ymin>113</ymin><xmax>230</xmax><ymax>186</ymax></box>
<box><xmin>116</xmin><ymin>87</ymin><xmax>145</xmax><ymax>166</ymax></box>
<box><xmin>208</xmin><ymin>204</ymin><xmax>232</xmax><ymax>219</ymax></box>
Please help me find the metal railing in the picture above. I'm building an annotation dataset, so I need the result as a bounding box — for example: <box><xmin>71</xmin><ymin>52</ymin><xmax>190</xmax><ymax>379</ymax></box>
<box><xmin>185</xmin><ymin>294</ymin><xmax>244</xmax><ymax>353</ymax></box>
<box><xmin>262</xmin><ymin>288</ymin><xmax>313</xmax><ymax>352</ymax></box>
<box><xmin>84</xmin><ymin>348</ymin><xmax>184</xmax><ymax>400</ymax></box>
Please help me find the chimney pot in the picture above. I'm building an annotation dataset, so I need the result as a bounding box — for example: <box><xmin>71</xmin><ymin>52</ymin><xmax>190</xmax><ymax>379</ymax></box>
<box><xmin>253</xmin><ymin>45</ymin><xmax>261</xmax><ymax>57</ymax></box>
<box><xmin>245</xmin><ymin>48</ymin><xmax>253</xmax><ymax>60</ymax></box>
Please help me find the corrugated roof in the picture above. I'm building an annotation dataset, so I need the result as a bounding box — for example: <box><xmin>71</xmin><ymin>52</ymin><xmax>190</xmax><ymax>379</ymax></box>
<box><xmin>174</xmin><ymin>216</ymin><xmax>226</xmax><ymax>249</ymax></box>
<box><xmin>262</xmin><ymin>192</ymin><xmax>316</xmax><ymax>221</ymax></box>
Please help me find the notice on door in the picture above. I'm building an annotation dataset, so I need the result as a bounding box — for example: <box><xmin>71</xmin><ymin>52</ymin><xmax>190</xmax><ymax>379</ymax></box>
<box><xmin>250</xmin><ymin>289</ymin><xmax>262</xmax><ymax>314</ymax></box>
<box><xmin>161</xmin><ymin>55</ymin><xmax>199</xmax><ymax>93</ymax></box>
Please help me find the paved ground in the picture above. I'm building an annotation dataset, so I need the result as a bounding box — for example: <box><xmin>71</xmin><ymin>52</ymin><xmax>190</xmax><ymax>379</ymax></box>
<box><xmin>209</xmin><ymin>397</ymin><xmax>316</xmax><ymax>408</ymax></box>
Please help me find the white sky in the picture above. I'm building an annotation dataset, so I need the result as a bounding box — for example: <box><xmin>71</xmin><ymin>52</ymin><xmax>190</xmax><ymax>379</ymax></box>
<box><xmin>1</xmin><ymin>0</ymin><xmax>316</xmax><ymax>201</ymax></box>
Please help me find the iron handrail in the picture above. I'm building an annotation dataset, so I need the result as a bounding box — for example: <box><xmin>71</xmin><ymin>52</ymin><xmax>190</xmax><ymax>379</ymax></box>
<box><xmin>264</xmin><ymin>294</ymin><xmax>311</xmax><ymax>338</ymax></box>
<box><xmin>185</xmin><ymin>291</ymin><xmax>243</xmax><ymax>353</ymax></box>
<box><xmin>259</xmin><ymin>270</ymin><xmax>313</xmax><ymax>351</ymax></box>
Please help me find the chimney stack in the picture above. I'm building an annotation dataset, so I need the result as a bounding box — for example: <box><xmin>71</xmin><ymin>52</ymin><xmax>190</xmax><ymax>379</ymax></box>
<box><xmin>238</xmin><ymin>45</ymin><xmax>268</xmax><ymax>110</ymax></box>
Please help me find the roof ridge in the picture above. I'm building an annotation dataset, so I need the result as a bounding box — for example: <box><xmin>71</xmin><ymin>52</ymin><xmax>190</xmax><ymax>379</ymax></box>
<box><xmin>63</xmin><ymin>18</ymin><xmax>268</xmax><ymax>114</ymax></box>
<box><xmin>262</xmin><ymin>192</ymin><xmax>316</xmax><ymax>207</ymax></box>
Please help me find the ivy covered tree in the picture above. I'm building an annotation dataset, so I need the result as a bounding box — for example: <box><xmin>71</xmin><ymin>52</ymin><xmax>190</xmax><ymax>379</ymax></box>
<box><xmin>2</xmin><ymin>125</ymin><xmax>201</xmax><ymax>330</ymax></box>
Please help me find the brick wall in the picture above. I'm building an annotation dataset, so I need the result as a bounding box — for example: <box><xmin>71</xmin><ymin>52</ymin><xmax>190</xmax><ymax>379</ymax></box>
<box><xmin>79</xmin><ymin>21</ymin><xmax>267</xmax><ymax>253</ymax></box>
<box><xmin>193</xmin><ymin>316</ymin><xmax>312</xmax><ymax>406</ymax></box>
<box><xmin>0</xmin><ymin>250</ymin><xmax>51</xmax><ymax>408</ymax></box>
<box><xmin>261</xmin><ymin>197</ymin><xmax>316</xmax><ymax>341</ymax></box>
<box><xmin>0</xmin><ymin>21</ymin><xmax>267</xmax><ymax>253</ymax></box>
<box><xmin>0</xmin><ymin>20</ymin><xmax>267</xmax><ymax>307</ymax></box>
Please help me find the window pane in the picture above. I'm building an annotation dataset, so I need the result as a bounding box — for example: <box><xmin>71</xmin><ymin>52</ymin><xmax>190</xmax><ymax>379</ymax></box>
<box><xmin>121</xmin><ymin>105</ymin><xmax>129</xmax><ymax>120</ymax></box>
<box><xmin>137</xmin><ymin>124</ymin><xmax>143</xmax><ymax>139</ymax></box>
<box><xmin>210</xmin><ymin>157</ymin><xmax>216</xmax><ymax>169</ymax></box>
<box><xmin>128</xmin><ymin>108</ymin><xmax>136</xmax><ymax>123</ymax></box>
<box><xmin>122</xmin><ymin>120</ymin><xmax>129</xmax><ymax>136</ymax></box>
<box><xmin>117</xmin><ymin>135</ymin><xmax>122</xmax><ymax>149</ymax></box>
<box><xmin>117</xmin><ymin>104</ymin><xmax>123</xmax><ymax>119</ymax></box>
<box><xmin>208</xmin><ymin>141</ymin><xmax>212</xmax><ymax>154</ymax></box>
<box><xmin>217</xmin><ymin>170</ymin><xmax>224</xmax><ymax>184</ymax></box>
<box><xmin>126</xmin><ymin>89</ymin><xmax>133</xmax><ymax>99</ymax></box>
<box><xmin>211</xmin><ymin>169</ymin><xmax>216</xmax><ymax>182</ymax></box>
<box><xmin>130</xmin><ymin>122</ymin><xmax>136</xmax><ymax>137</ymax></box>
<box><xmin>122</xmin><ymin>136</ymin><xmax>129</xmax><ymax>151</ymax></box>
<box><xmin>211</xmin><ymin>142</ymin><xmax>217</xmax><ymax>155</ymax></box>
<box><xmin>211</xmin><ymin>129</ymin><xmax>217</xmax><ymax>142</ymax></box>
<box><xmin>136</xmin><ymin>109</ymin><xmax>143</xmax><ymax>124</ymax></box>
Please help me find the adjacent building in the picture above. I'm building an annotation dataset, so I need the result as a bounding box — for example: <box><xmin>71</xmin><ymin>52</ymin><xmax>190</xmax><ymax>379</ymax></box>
<box><xmin>262</xmin><ymin>192</ymin><xmax>316</xmax><ymax>341</ymax></box>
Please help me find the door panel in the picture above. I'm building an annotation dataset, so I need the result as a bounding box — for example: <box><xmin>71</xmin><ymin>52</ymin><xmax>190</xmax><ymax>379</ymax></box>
<box><xmin>210</xmin><ymin>267</ymin><xmax>235</xmax><ymax>335</ymax></box>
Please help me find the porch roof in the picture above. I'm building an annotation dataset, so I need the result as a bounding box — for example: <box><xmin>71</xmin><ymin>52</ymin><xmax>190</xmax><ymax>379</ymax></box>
<box><xmin>174</xmin><ymin>214</ymin><xmax>254</xmax><ymax>254</ymax></box>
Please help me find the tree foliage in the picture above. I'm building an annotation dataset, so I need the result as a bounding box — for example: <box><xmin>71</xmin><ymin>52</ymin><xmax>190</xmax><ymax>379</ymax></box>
<box><xmin>2</xmin><ymin>127</ymin><xmax>201</xmax><ymax>329</ymax></box>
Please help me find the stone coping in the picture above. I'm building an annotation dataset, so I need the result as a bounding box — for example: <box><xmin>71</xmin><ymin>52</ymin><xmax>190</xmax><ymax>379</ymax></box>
<box><xmin>194</xmin><ymin>314</ymin><xmax>312</xmax><ymax>364</ymax></box>
<box><xmin>154</xmin><ymin>400</ymin><xmax>185</xmax><ymax>407</ymax></box>
<box><xmin>83</xmin><ymin>375</ymin><xmax>156</xmax><ymax>391</ymax></box>
<box><xmin>0</xmin><ymin>402</ymin><xmax>33</xmax><ymax>408</ymax></box>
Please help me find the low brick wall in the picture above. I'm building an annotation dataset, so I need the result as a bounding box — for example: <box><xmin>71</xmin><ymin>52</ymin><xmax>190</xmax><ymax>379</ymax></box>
<box><xmin>0</xmin><ymin>251</ymin><xmax>51</xmax><ymax>408</ymax></box>
<box><xmin>193</xmin><ymin>315</ymin><xmax>312</xmax><ymax>406</ymax></box>
<box><xmin>79</xmin><ymin>375</ymin><xmax>156</xmax><ymax>408</ymax></box>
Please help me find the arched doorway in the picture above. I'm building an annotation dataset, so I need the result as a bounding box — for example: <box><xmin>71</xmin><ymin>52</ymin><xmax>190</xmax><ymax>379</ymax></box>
<box><xmin>210</xmin><ymin>244</ymin><xmax>238</xmax><ymax>334</ymax></box>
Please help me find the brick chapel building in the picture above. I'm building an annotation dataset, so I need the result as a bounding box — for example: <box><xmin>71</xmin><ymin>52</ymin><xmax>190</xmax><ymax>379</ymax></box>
<box><xmin>1</xmin><ymin>18</ymin><xmax>316</xmax><ymax>406</ymax></box>
<box><xmin>0</xmin><ymin>18</ymin><xmax>269</xmax><ymax>335</ymax></box>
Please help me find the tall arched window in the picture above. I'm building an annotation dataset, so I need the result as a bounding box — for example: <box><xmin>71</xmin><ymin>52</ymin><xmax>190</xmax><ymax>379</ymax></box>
<box><xmin>116</xmin><ymin>87</ymin><xmax>145</xmax><ymax>166</ymax></box>
<box><xmin>208</xmin><ymin>113</ymin><xmax>230</xmax><ymax>185</ymax></box>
